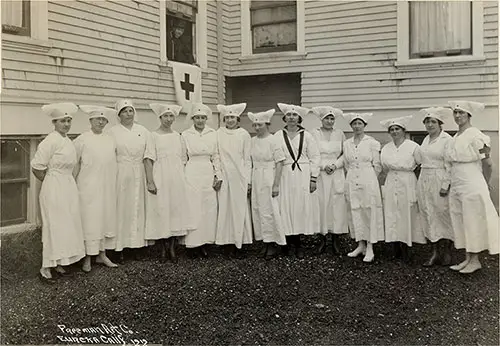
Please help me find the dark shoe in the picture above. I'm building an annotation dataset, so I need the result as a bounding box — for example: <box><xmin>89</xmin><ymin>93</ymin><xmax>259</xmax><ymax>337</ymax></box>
<box><xmin>259</xmin><ymin>243</ymin><xmax>269</xmax><ymax>258</ymax></box>
<box><xmin>314</xmin><ymin>235</ymin><xmax>326</xmax><ymax>255</ymax></box>
<box><xmin>400</xmin><ymin>243</ymin><xmax>411</xmax><ymax>263</ymax></box>
<box><xmin>200</xmin><ymin>246</ymin><xmax>209</xmax><ymax>258</ymax></box>
<box><xmin>265</xmin><ymin>244</ymin><xmax>279</xmax><ymax>260</ymax></box>
<box><xmin>296</xmin><ymin>247</ymin><xmax>305</xmax><ymax>259</ymax></box>
<box><xmin>423</xmin><ymin>252</ymin><xmax>438</xmax><ymax>267</ymax></box>
<box><xmin>332</xmin><ymin>235</ymin><xmax>341</xmax><ymax>255</ymax></box>
<box><xmin>55</xmin><ymin>270</ymin><xmax>74</xmax><ymax>278</ymax></box>
<box><xmin>394</xmin><ymin>243</ymin><xmax>402</xmax><ymax>259</ymax></box>
<box><xmin>39</xmin><ymin>273</ymin><xmax>56</xmax><ymax>284</ymax></box>
<box><xmin>115</xmin><ymin>251</ymin><xmax>125</xmax><ymax>264</ymax></box>
<box><xmin>281</xmin><ymin>245</ymin><xmax>290</xmax><ymax>256</ymax></box>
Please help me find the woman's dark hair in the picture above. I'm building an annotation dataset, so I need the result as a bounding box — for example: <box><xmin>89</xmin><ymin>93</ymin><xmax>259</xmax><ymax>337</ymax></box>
<box><xmin>387</xmin><ymin>125</ymin><xmax>405</xmax><ymax>133</ymax></box>
<box><xmin>282</xmin><ymin>115</ymin><xmax>303</xmax><ymax>124</ymax></box>
<box><xmin>423</xmin><ymin>117</ymin><xmax>443</xmax><ymax>126</ymax></box>
<box><xmin>349</xmin><ymin>119</ymin><xmax>367</xmax><ymax>126</ymax></box>
<box><xmin>223</xmin><ymin>116</ymin><xmax>240</xmax><ymax>123</ymax></box>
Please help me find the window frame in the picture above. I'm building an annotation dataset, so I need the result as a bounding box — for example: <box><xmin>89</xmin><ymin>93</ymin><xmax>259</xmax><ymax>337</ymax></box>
<box><xmin>0</xmin><ymin>137</ymin><xmax>30</xmax><ymax>227</ymax></box>
<box><xmin>1</xmin><ymin>0</ymin><xmax>31</xmax><ymax>36</ymax></box>
<box><xmin>396</xmin><ymin>0</ymin><xmax>485</xmax><ymax>68</ymax></box>
<box><xmin>241</xmin><ymin>0</ymin><xmax>305</xmax><ymax>58</ymax></box>
<box><xmin>1</xmin><ymin>0</ymin><xmax>49</xmax><ymax>44</ymax></box>
<box><xmin>159</xmin><ymin>0</ymin><xmax>207</xmax><ymax>68</ymax></box>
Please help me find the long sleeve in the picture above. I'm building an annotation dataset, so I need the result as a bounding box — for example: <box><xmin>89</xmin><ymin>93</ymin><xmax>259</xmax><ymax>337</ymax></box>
<box><xmin>180</xmin><ymin>135</ymin><xmax>188</xmax><ymax>165</ymax></box>
<box><xmin>306</xmin><ymin>132</ymin><xmax>321</xmax><ymax>177</ymax></box>
<box><xmin>243</xmin><ymin>132</ymin><xmax>252</xmax><ymax>183</ymax></box>
<box><xmin>211</xmin><ymin>133</ymin><xmax>222</xmax><ymax>178</ymax></box>
<box><xmin>371</xmin><ymin>140</ymin><xmax>382</xmax><ymax>175</ymax></box>
<box><xmin>441</xmin><ymin>138</ymin><xmax>452</xmax><ymax>190</ymax></box>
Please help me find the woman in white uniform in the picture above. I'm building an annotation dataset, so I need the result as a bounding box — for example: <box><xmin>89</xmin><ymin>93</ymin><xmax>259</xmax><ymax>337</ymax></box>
<box><xmin>380</xmin><ymin>116</ymin><xmax>426</xmax><ymax>262</ymax></box>
<box><xmin>311</xmin><ymin>106</ymin><xmax>348</xmax><ymax>255</ymax></box>
<box><xmin>215</xmin><ymin>103</ymin><xmax>253</xmax><ymax>257</ymax></box>
<box><xmin>414</xmin><ymin>107</ymin><xmax>454</xmax><ymax>267</ymax></box>
<box><xmin>249</xmin><ymin>109</ymin><xmax>286</xmax><ymax>259</ymax></box>
<box><xmin>108</xmin><ymin>99</ymin><xmax>152</xmax><ymax>263</ymax></box>
<box><xmin>74</xmin><ymin>105</ymin><xmax>119</xmax><ymax>273</ymax></box>
<box><xmin>445</xmin><ymin>100</ymin><xmax>499</xmax><ymax>274</ymax></box>
<box><xmin>182</xmin><ymin>103</ymin><xmax>221</xmax><ymax>257</ymax></box>
<box><xmin>343</xmin><ymin>113</ymin><xmax>384</xmax><ymax>263</ymax></box>
<box><xmin>31</xmin><ymin>103</ymin><xmax>85</xmax><ymax>283</ymax></box>
<box><xmin>274</xmin><ymin>103</ymin><xmax>320</xmax><ymax>259</ymax></box>
<box><xmin>144</xmin><ymin>103</ymin><xmax>196</xmax><ymax>263</ymax></box>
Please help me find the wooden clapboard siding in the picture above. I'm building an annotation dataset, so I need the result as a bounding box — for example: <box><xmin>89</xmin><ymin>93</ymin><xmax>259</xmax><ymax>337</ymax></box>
<box><xmin>1</xmin><ymin>0</ymin><xmax>221</xmax><ymax>122</ymax></box>
<box><xmin>224</xmin><ymin>0</ymin><xmax>498</xmax><ymax>112</ymax></box>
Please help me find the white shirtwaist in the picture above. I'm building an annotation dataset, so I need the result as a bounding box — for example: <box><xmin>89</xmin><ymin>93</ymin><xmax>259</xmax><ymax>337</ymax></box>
<box><xmin>74</xmin><ymin>131</ymin><xmax>117</xmax><ymax>254</ymax></box>
<box><xmin>109</xmin><ymin>123</ymin><xmax>152</xmax><ymax>251</ymax></box>
<box><xmin>343</xmin><ymin>135</ymin><xmax>385</xmax><ymax>243</ymax></box>
<box><xmin>31</xmin><ymin>132</ymin><xmax>85</xmax><ymax>267</ymax></box>
<box><xmin>312</xmin><ymin>128</ymin><xmax>348</xmax><ymax>235</ymax></box>
<box><xmin>274</xmin><ymin>127</ymin><xmax>321</xmax><ymax>236</ymax></box>
<box><xmin>215</xmin><ymin>127</ymin><xmax>253</xmax><ymax>249</ymax></box>
<box><xmin>251</xmin><ymin>135</ymin><xmax>286</xmax><ymax>245</ymax></box>
<box><xmin>182</xmin><ymin>126</ymin><xmax>220</xmax><ymax>248</ymax></box>
<box><xmin>445</xmin><ymin>127</ymin><xmax>499</xmax><ymax>254</ymax></box>
<box><xmin>415</xmin><ymin>131</ymin><xmax>454</xmax><ymax>242</ymax></box>
<box><xmin>144</xmin><ymin>131</ymin><xmax>196</xmax><ymax>240</ymax></box>
<box><xmin>381</xmin><ymin>139</ymin><xmax>426</xmax><ymax>246</ymax></box>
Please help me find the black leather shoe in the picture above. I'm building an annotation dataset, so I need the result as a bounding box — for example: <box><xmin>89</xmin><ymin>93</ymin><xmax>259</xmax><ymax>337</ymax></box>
<box><xmin>314</xmin><ymin>235</ymin><xmax>326</xmax><ymax>255</ymax></box>
<box><xmin>296</xmin><ymin>247</ymin><xmax>305</xmax><ymax>259</ymax></box>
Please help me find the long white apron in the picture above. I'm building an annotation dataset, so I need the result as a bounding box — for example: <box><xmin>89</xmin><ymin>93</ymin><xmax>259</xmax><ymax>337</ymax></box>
<box><xmin>31</xmin><ymin>132</ymin><xmax>85</xmax><ymax>267</ymax></box>
<box><xmin>182</xmin><ymin>126</ymin><xmax>219</xmax><ymax>248</ymax></box>
<box><xmin>215</xmin><ymin>127</ymin><xmax>253</xmax><ymax>249</ymax></box>
<box><xmin>74</xmin><ymin>131</ymin><xmax>117</xmax><ymax>254</ymax></box>
<box><xmin>251</xmin><ymin>135</ymin><xmax>286</xmax><ymax>245</ymax></box>
<box><xmin>109</xmin><ymin>124</ymin><xmax>151</xmax><ymax>251</ymax></box>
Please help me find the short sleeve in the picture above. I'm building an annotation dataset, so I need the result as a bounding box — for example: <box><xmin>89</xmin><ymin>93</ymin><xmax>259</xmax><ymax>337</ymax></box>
<box><xmin>471</xmin><ymin>131</ymin><xmax>491</xmax><ymax>159</ymax></box>
<box><xmin>144</xmin><ymin>132</ymin><xmax>156</xmax><ymax>161</ymax></box>
<box><xmin>31</xmin><ymin>135</ymin><xmax>55</xmax><ymax>171</ymax></box>
<box><xmin>272</xmin><ymin>138</ymin><xmax>286</xmax><ymax>163</ymax></box>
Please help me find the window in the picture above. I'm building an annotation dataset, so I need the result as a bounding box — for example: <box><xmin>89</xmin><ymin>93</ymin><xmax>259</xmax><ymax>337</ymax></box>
<box><xmin>250</xmin><ymin>1</ymin><xmax>296</xmax><ymax>54</ymax></box>
<box><xmin>1</xmin><ymin>0</ymin><xmax>30</xmax><ymax>36</ymax></box>
<box><xmin>166</xmin><ymin>0</ymin><xmax>197</xmax><ymax>64</ymax></box>
<box><xmin>410</xmin><ymin>1</ymin><xmax>471</xmax><ymax>59</ymax></box>
<box><xmin>396</xmin><ymin>1</ymin><xmax>484</xmax><ymax>66</ymax></box>
<box><xmin>1</xmin><ymin>139</ymin><xmax>30</xmax><ymax>226</ymax></box>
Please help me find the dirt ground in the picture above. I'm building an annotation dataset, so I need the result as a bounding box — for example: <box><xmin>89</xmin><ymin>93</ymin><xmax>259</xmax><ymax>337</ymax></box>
<box><xmin>1</xmin><ymin>237</ymin><xmax>499</xmax><ymax>345</ymax></box>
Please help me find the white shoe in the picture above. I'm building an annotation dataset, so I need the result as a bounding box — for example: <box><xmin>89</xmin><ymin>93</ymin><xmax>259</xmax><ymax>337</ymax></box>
<box><xmin>96</xmin><ymin>255</ymin><xmax>118</xmax><ymax>268</ymax></box>
<box><xmin>348</xmin><ymin>244</ymin><xmax>366</xmax><ymax>258</ymax></box>
<box><xmin>39</xmin><ymin>267</ymin><xmax>52</xmax><ymax>279</ymax></box>
<box><xmin>459</xmin><ymin>261</ymin><xmax>482</xmax><ymax>274</ymax></box>
<box><xmin>450</xmin><ymin>259</ymin><xmax>470</xmax><ymax>271</ymax></box>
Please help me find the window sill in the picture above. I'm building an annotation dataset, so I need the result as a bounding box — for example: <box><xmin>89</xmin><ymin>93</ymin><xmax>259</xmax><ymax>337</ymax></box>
<box><xmin>159</xmin><ymin>60</ymin><xmax>209</xmax><ymax>76</ymax></box>
<box><xmin>0</xmin><ymin>222</ymin><xmax>40</xmax><ymax>235</ymax></box>
<box><xmin>238</xmin><ymin>51</ymin><xmax>307</xmax><ymax>62</ymax></box>
<box><xmin>395</xmin><ymin>55</ymin><xmax>486</xmax><ymax>69</ymax></box>
<box><xmin>2</xmin><ymin>33</ymin><xmax>52</xmax><ymax>54</ymax></box>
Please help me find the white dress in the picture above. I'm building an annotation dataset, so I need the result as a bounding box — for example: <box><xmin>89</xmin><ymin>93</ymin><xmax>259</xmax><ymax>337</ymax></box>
<box><xmin>182</xmin><ymin>126</ymin><xmax>220</xmax><ymax>248</ymax></box>
<box><xmin>108</xmin><ymin>123</ymin><xmax>152</xmax><ymax>251</ymax></box>
<box><xmin>74</xmin><ymin>131</ymin><xmax>117</xmax><ymax>255</ymax></box>
<box><xmin>274</xmin><ymin>127</ymin><xmax>321</xmax><ymax>236</ymax></box>
<box><xmin>381</xmin><ymin>139</ymin><xmax>426</xmax><ymax>246</ymax></box>
<box><xmin>144</xmin><ymin>131</ymin><xmax>196</xmax><ymax>240</ymax></box>
<box><xmin>31</xmin><ymin>132</ymin><xmax>85</xmax><ymax>267</ymax></box>
<box><xmin>415</xmin><ymin>131</ymin><xmax>454</xmax><ymax>243</ymax></box>
<box><xmin>343</xmin><ymin>135</ymin><xmax>384</xmax><ymax>243</ymax></box>
<box><xmin>251</xmin><ymin>135</ymin><xmax>286</xmax><ymax>245</ymax></box>
<box><xmin>312</xmin><ymin>128</ymin><xmax>348</xmax><ymax>235</ymax></box>
<box><xmin>444</xmin><ymin>127</ymin><xmax>499</xmax><ymax>254</ymax></box>
<box><xmin>215</xmin><ymin>127</ymin><xmax>253</xmax><ymax>249</ymax></box>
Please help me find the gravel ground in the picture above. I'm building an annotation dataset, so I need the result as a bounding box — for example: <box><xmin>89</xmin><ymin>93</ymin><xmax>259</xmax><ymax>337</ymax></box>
<box><xmin>1</xmin><ymin>238</ymin><xmax>499</xmax><ymax>345</ymax></box>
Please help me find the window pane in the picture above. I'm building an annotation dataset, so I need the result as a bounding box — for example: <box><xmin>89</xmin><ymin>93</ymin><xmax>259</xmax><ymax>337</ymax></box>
<box><xmin>166</xmin><ymin>15</ymin><xmax>195</xmax><ymax>64</ymax></box>
<box><xmin>0</xmin><ymin>182</ymin><xmax>27</xmax><ymax>226</ymax></box>
<box><xmin>1</xmin><ymin>0</ymin><xmax>30</xmax><ymax>35</ymax></box>
<box><xmin>410</xmin><ymin>1</ymin><xmax>471</xmax><ymax>58</ymax></box>
<box><xmin>253</xmin><ymin>22</ymin><xmax>297</xmax><ymax>51</ymax></box>
<box><xmin>251</xmin><ymin>5</ymin><xmax>296</xmax><ymax>26</ymax></box>
<box><xmin>1</xmin><ymin>139</ymin><xmax>29</xmax><ymax>180</ymax></box>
